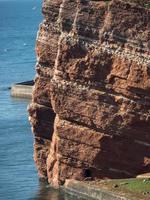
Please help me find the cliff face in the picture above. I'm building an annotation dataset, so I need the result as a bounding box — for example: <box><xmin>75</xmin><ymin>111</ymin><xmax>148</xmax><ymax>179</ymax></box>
<box><xmin>28</xmin><ymin>0</ymin><xmax>150</xmax><ymax>187</ymax></box>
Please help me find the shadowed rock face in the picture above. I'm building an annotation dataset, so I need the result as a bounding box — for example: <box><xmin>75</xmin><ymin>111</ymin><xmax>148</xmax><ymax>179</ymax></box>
<box><xmin>28</xmin><ymin>0</ymin><xmax>150</xmax><ymax>187</ymax></box>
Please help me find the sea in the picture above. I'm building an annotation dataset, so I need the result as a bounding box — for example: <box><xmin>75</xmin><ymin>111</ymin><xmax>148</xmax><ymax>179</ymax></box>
<box><xmin>0</xmin><ymin>0</ymin><xmax>80</xmax><ymax>200</ymax></box>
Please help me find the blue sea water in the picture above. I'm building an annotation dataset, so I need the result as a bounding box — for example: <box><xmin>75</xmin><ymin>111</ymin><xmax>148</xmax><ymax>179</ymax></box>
<box><xmin>0</xmin><ymin>1</ymin><xmax>79</xmax><ymax>200</ymax></box>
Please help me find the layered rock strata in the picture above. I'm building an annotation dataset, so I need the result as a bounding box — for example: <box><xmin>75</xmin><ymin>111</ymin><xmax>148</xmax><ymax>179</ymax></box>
<box><xmin>28</xmin><ymin>0</ymin><xmax>150</xmax><ymax>187</ymax></box>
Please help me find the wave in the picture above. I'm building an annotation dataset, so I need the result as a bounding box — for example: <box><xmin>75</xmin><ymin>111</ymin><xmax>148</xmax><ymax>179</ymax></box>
<box><xmin>1</xmin><ymin>60</ymin><xmax>36</xmax><ymax>65</ymax></box>
<box><xmin>0</xmin><ymin>86</ymin><xmax>11</xmax><ymax>92</ymax></box>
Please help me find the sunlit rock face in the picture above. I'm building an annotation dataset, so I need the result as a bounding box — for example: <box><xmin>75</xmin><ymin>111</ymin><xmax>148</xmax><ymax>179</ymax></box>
<box><xmin>28</xmin><ymin>0</ymin><xmax>150</xmax><ymax>187</ymax></box>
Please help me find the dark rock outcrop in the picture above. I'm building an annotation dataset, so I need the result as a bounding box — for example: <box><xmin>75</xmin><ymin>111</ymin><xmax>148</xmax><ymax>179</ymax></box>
<box><xmin>28</xmin><ymin>0</ymin><xmax>150</xmax><ymax>187</ymax></box>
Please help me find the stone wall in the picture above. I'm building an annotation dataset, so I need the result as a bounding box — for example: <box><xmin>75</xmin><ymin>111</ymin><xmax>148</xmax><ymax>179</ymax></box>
<box><xmin>28</xmin><ymin>0</ymin><xmax>150</xmax><ymax>187</ymax></box>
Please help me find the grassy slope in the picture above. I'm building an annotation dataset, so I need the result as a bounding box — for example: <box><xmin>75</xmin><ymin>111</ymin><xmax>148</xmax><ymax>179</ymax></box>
<box><xmin>85</xmin><ymin>178</ymin><xmax>150</xmax><ymax>200</ymax></box>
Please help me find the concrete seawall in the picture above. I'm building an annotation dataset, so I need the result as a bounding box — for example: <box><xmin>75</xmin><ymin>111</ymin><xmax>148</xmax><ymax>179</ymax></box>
<box><xmin>64</xmin><ymin>179</ymin><xmax>150</xmax><ymax>200</ymax></box>
<box><xmin>11</xmin><ymin>80</ymin><xmax>34</xmax><ymax>99</ymax></box>
<box><xmin>64</xmin><ymin>180</ymin><xmax>131</xmax><ymax>200</ymax></box>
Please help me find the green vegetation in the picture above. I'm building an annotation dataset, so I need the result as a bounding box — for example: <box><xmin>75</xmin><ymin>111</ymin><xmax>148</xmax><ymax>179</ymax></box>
<box><xmin>86</xmin><ymin>178</ymin><xmax>150</xmax><ymax>200</ymax></box>
<box><xmin>103</xmin><ymin>0</ymin><xmax>150</xmax><ymax>9</ymax></box>
<box><xmin>129</xmin><ymin>0</ymin><xmax>150</xmax><ymax>8</ymax></box>
<box><xmin>144</xmin><ymin>3</ymin><xmax>150</xmax><ymax>9</ymax></box>
<box><xmin>109</xmin><ymin>178</ymin><xmax>150</xmax><ymax>193</ymax></box>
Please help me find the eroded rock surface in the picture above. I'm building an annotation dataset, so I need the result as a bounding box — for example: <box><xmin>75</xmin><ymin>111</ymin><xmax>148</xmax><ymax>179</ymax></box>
<box><xmin>28</xmin><ymin>0</ymin><xmax>150</xmax><ymax>187</ymax></box>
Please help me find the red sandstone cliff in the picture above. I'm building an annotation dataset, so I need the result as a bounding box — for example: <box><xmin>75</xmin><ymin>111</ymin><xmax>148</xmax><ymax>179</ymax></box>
<box><xmin>28</xmin><ymin>0</ymin><xmax>150</xmax><ymax>187</ymax></box>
